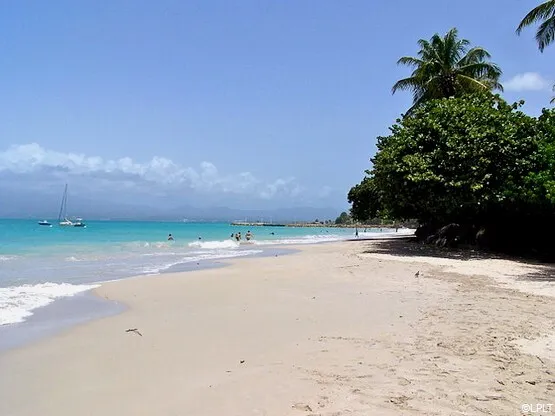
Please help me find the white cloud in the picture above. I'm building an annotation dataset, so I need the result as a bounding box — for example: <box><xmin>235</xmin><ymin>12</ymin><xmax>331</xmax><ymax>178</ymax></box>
<box><xmin>504</xmin><ymin>72</ymin><xmax>552</xmax><ymax>92</ymax></box>
<box><xmin>259</xmin><ymin>178</ymin><xmax>301</xmax><ymax>200</ymax></box>
<box><xmin>0</xmin><ymin>143</ymin><xmax>303</xmax><ymax>200</ymax></box>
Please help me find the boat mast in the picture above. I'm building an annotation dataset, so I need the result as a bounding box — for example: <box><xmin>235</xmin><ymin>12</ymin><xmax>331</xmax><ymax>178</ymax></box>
<box><xmin>58</xmin><ymin>184</ymin><xmax>68</xmax><ymax>221</ymax></box>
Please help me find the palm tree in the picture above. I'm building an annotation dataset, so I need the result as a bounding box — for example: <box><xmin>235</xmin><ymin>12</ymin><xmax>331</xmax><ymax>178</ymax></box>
<box><xmin>392</xmin><ymin>28</ymin><xmax>503</xmax><ymax>112</ymax></box>
<box><xmin>516</xmin><ymin>1</ymin><xmax>555</xmax><ymax>52</ymax></box>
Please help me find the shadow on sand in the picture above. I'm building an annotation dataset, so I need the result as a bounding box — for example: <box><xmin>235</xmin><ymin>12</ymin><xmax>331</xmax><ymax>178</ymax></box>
<box><xmin>362</xmin><ymin>238</ymin><xmax>500</xmax><ymax>261</ymax></box>
<box><xmin>361</xmin><ymin>238</ymin><xmax>555</xmax><ymax>283</ymax></box>
<box><xmin>517</xmin><ymin>269</ymin><xmax>555</xmax><ymax>283</ymax></box>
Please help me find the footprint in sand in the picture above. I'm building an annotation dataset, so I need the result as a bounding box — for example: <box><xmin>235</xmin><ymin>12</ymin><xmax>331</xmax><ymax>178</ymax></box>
<box><xmin>292</xmin><ymin>403</ymin><xmax>312</xmax><ymax>412</ymax></box>
<box><xmin>398</xmin><ymin>377</ymin><xmax>412</xmax><ymax>386</ymax></box>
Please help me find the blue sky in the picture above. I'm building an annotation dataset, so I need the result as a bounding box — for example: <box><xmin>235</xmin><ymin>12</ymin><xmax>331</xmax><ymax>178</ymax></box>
<box><xmin>0</xmin><ymin>1</ymin><xmax>553</xmax><ymax>214</ymax></box>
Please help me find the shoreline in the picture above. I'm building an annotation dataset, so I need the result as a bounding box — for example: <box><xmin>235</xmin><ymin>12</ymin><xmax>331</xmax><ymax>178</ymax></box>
<box><xmin>0</xmin><ymin>231</ymin><xmax>414</xmax><ymax>333</ymax></box>
<box><xmin>0</xmin><ymin>246</ymin><xmax>299</xmax><ymax>352</ymax></box>
<box><xmin>1</xmin><ymin>239</ymin><xmax>553</xmax><ymax>415</ymax></box>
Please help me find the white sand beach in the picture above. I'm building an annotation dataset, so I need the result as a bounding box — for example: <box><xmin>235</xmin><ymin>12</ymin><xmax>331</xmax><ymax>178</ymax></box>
<box><xmin>1</xmin><ymin>240</ymin><xmax>554</xmax><ymax>415</ymax></box>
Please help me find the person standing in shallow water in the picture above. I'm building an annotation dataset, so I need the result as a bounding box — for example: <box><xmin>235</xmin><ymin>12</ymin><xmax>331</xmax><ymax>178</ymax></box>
<box><xmin>168</xmin><ymin>234</ymin><xmax>174</xmax><ymax>241</ymax></box>
<box><xmin>245</xmin><ymin>230</ymin><xmax>253</xmax><ymax>241</ymax></box>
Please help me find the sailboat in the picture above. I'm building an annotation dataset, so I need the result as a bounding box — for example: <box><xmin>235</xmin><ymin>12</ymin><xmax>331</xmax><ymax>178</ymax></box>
<box><xmin>58</xmin><ymin>184</ymin><xmax>86</xmax><ymax>227</ymax></box>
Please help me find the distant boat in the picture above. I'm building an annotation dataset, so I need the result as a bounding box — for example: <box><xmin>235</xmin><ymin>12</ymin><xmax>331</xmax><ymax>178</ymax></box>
<box><xmin>38</xmin><ymin>220</ymin><xmax>52</xmax><ymax>226</ymax></box>
<box><xmin>57</xmin><ymin>184</ymin><xmax>86</xmax><ymax>228</ymax></box>
<box><xmin>73</xmin><ymin>218</ymin><xmax>86</xmax><ymax>228</ymax></box>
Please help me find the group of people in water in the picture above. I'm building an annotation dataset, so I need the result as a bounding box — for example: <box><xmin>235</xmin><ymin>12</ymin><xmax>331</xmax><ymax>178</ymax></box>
<box><xmin>167</xmin><ymin>231</ymin><xmax>254</xmax><ymax>242</ymax></box>
<box><xmin>231</xmin><ymin>230</ymin><xmax>253</xmax><ymax>242</ymax></box>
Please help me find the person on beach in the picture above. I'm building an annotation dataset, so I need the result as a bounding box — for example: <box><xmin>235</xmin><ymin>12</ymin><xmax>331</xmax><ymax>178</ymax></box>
<box><xmin>235</xmin><ymin>232</ymin><xmax>241</xmax><ymax>242</ymax></box>
<box><xmin>245</xmin><ymin>230</ymin><xmax>253</xmax><ymax>241</ymax></box>
<box><xmin>168</xmin><ymin>234</ymin><xmax>174</xmax><ymax>241</ymax></box>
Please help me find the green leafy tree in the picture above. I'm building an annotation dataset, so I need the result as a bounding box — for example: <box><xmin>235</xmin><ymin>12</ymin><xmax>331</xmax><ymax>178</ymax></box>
<box><xmin>392</xmin><ymin>28</ymin><xmax>502</xmax><ymax>112</ymax></box>
<box><xmin>335</xmin><ymin>211</ymin><xmax>352</xmax><ymax>225</ymax></box>
<box><xmin>525</xmin><ymin>107</ymin><xmax>555</xmax><ymax>205</ymax></box>
<box><xmin>359</xmin><ymin>93</ymin><xmax>541</xmax><ymax>228</ymax></box>
<box><xmin>348</xmin><ymin>177</ymin><xmax>383</xmax><ymax>222</ymax></box>
<box><xmin>517</xmin><ymin>1</ymin><xmax>555</xmax><ymax>52</ymax></box>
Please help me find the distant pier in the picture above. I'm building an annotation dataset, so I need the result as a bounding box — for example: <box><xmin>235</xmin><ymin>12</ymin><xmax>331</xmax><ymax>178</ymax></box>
<box><xmin>230</xmin><ymin>221</ymin><xmax>408</xmax><ymax>229</ymax></box>
<box><xmin>230</xmin><ymin>221</ymin><xmax>286</xmax><ymax>227</ymax></box>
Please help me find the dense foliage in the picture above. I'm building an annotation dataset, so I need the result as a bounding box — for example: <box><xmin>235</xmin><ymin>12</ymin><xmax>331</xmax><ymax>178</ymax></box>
<box><xmin>392</xmin><ymin>28</ymin><xmax>502</xmax><ymax>112</ymax></box>
<box><xmin>334</xmin><ymin>211</ymin><xmax>352</xmax><ymax>225</ymax></box>
<box><xmin>349</xmin><ymin>93</ymin><xmax>555</xmax><ymax>258</ymax></box>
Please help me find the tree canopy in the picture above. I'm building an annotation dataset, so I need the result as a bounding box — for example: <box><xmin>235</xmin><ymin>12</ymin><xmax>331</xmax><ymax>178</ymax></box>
<box><xmin>334</xmin><ymin>211</ymin><xmax>352</xmax><ymax>225</ymax></box>
<box><xmin>392</xmin><ymin>28</ymin><xmax>502</xmax><ymax>112</ymax></box>
<box><xmin>349</xmin><ymin>93</ymin><xmax>555</xmax><ymax>256</ymax></box>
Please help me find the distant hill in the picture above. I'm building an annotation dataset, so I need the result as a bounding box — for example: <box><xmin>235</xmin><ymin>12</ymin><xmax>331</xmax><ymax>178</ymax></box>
<box><xmin>0</xmin><ymin>187</ymin><xmax>342</xmax><ymax>222</ymax></box>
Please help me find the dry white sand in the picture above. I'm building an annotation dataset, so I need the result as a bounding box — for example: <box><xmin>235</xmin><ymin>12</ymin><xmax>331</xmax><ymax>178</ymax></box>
<box><xmin>1</xmin><ymin>240</ymin><xmax>554</xmax><ymax>415</ymax></box>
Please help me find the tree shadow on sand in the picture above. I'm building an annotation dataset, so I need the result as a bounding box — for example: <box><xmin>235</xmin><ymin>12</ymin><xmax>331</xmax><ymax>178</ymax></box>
<box><xmin>362</xmin><ymin>238</ymin><xmax>555</xmax><ymax>282</ymax></box>
<box><xmin>362</xmin><ymin>238</ymin><xmax>501</xmax><ymax>261</ymax></box>
<box><xmin>517</xmin><ymin>269</ymin><xmax>555</xmax><ymax>283</ymax></box>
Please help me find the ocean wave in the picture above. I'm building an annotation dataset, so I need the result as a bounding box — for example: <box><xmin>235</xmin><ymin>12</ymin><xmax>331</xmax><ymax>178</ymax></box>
<box><xmin>251</xmin><ymin>228</ymin><xmax>415</xmax><ymax>246</ymax></box>
<box><xmin>252</xmin><ymin>234</ymin><xmax>348</xmax><ymax>245</ymax></box>
<box><xmin>358</xmin><ymin>228</ymin><xmax>415</xmax><ymax>238</ymax></box>
<box><xmin>142</xmin><ymin>249</ymin><xmax>262</xmax><ymax>274</ymax></box>
<box><xmin>0</xmin><ymin>255</ymin><xmax>19</xmax><ymax>261</ymax></box>
<box><xmin>188</xmin><ymin>240</ymin><xmax>240</xmax><ymax>250</ymax></box>
<box><xmin>65</xmin><ymin>256</ymin><xmax>84</xmax><ymax>262</ymax></box>
<box><xmin>122</xmin><ymin>241</ymin><xmax>176</xmax><ymax>249</ymax></box>
<box><xmin>0</xmin><ymin>282</ymin><xmax>99</xmax><ymax>326</ymax></box>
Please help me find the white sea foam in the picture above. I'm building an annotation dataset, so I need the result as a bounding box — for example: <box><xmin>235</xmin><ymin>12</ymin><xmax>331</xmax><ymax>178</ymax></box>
<box><xmin>142</xmin><ymin>249</ymin><xmax>262</xmax><ymax>274</ymax></box>
<box><xmin>65</xmin><ymin>256</ymin><xmax>83</xmax><ymax>262</ymax></box>
<box><xmin>0</xmin><ymin>282</ymin><xmax>99</xmax><ymax>326</ymax></box>
<box><xmin>188</xmin><ymin>240</ymin><xmax>240</xmax><ymax>250</ymax></box>
<box><xmin>0</xmin><ymin>255</ymin><xmax>19</xmax><ymax>261</ymax></box>
<box><xmin>358</xmin><ymin>228</ymin><xmax>415</xmax><ymax>238</ymax></box>
<box><xmin>251</xmin><ymin>228</ymin><xmax>416</xmax><ymax>246</ymax></box>
<box><xmin>252</xmin><ymin>234</ymin><xmax>347</xmax><ymax>245</ymax></box>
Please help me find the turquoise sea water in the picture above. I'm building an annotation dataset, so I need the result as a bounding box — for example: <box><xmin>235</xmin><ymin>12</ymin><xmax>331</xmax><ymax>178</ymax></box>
<box><xmin>0</xmin><ymin>219</ymin><xmax>409</xmax><ymax>326</ymax></box>
<box><xmin>1</xmin><ymin>219</ymin><xmax>349</xmax><ymax>256</ymax></box>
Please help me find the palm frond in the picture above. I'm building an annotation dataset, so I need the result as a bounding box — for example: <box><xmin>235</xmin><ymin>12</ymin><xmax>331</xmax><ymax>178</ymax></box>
<box><xmin>484</xmin><ymin>80</ymin><xmax>504</xmax><ymax>92</ymax></box>
<box><xmin>536</xmin><ymin>15</ymin><xmax>555</xmax><ymax>51</ymax></box>
<box><xmin>392</xmin><ymin>77</ymin><xmax>423</xmax><ymax>94</ymax></box>
<box><xmin>517</xmin><ymin>0</ymin><xmax>555</xmax><ymax>34</ymax></box>
<box><xmin>456</xmin><ymin>74</ymin><xmax>491</xmax><ymax>92</ymax></box>
<box><xmin>458</xmin><ymin>46</ymin><xmax>492</xmax><ymax>64</ymax></box>
<box><xmin>397</xmin><ymin>56</ymin><xmax>426</xmax><ymax>68</ymax></box>
<box><xmin>458</xmin><ymin>62</ymin><xmax>502</xmax><ymax>81</ymax></box>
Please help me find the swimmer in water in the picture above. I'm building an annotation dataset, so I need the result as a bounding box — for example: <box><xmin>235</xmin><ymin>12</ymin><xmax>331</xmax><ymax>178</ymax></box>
<box><xmin>245</xmin><ymin>230</ymin><xmax>253</xmax><ymax>241</ymax></box>
<box><xmin>168</xmin><ymin>233</ymin><xmax>174</xmax><ymax>241</ymax></box>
